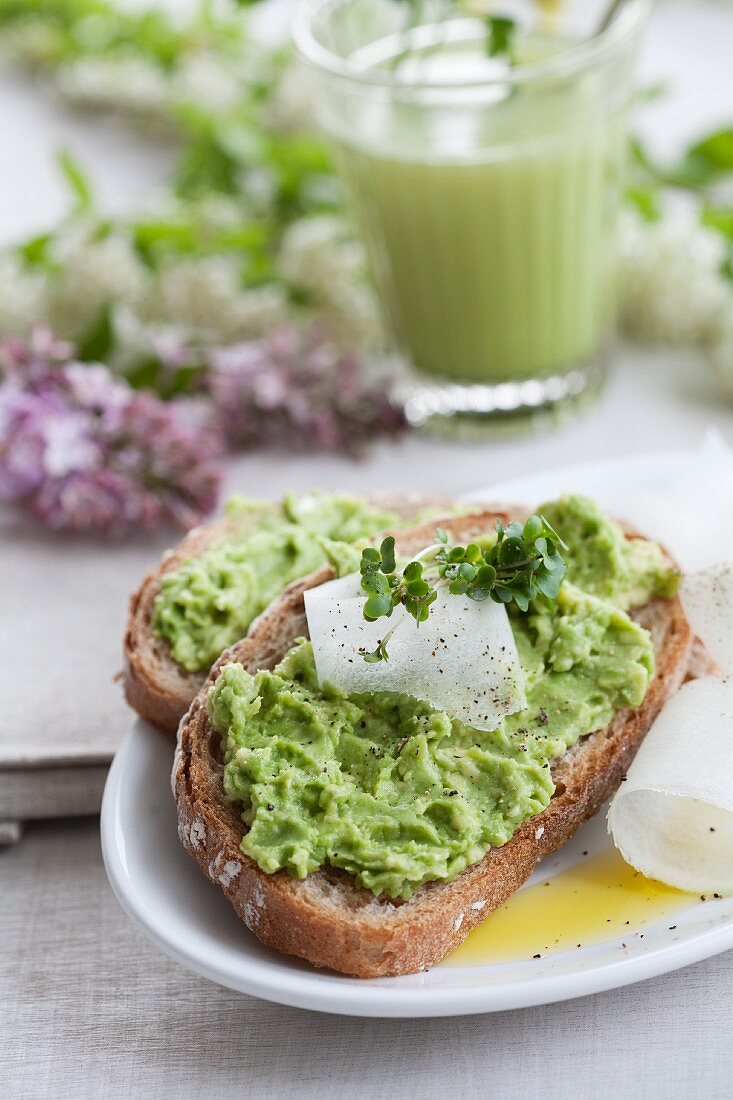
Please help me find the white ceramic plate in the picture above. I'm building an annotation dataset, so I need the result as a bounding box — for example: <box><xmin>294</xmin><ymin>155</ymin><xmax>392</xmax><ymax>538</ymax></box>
<box><xmin>102</xmin><ymin>451</ymin><xmax>733</xmax><ymax>1017</ymax></box>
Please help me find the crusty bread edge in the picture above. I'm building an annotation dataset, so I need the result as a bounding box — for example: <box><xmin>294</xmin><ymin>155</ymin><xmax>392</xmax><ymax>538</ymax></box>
<box><xmin>123</xmin><ymin>493</ymin><xmax>458</xmax><ymax>734</ymax></box>
<box><xmin>173</xmin><ymin>508</ymin><xmax>696</xmax><ymax>978</ymax></box>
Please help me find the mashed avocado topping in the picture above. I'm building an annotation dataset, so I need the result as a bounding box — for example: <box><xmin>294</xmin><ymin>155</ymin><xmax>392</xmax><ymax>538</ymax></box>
<box><xmin>209</xmin><ymin>496</ymin><xmax>677</xmax><ymax>900</ymax></box>
<box><xmin>539</xmin><ymin>495</ymin><xmax>678</xmax><ymax>610</ymax></box>
<box><xmin>153</xmin><ymin>494</ymin><xmax>406</xmax><ymax>672</ymax></box>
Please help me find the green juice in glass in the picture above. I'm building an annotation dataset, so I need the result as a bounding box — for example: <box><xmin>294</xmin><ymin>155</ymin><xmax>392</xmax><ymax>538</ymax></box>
<box><xmin>332</xmin><ymin>31</ymin><xmax>629</xmax><ymax>386</ymax></box>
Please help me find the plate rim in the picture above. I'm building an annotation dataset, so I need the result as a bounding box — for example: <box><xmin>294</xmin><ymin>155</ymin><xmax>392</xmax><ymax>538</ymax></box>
<box><xmin>101</xmin><ymin>448</ymin><xmax>733</xmax><ymax>1017</ymax></box>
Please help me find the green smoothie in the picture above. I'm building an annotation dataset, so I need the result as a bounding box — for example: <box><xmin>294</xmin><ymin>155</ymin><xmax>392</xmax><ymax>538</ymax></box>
<box><xmin>333</xmin><ymin>30</ymin><xmax>628</xmax><ymax>383</ymax></box>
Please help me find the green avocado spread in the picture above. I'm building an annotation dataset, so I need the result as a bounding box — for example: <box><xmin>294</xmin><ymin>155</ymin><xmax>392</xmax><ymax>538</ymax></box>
<box><xmin>153</xmin><ymin>494</ymin><xmax>408</xmax><ymax>672</ymax></box>
<box><xmin>208</xmin><ymin>495</ymin><xmax>677</xmax><ymax>900</ymax></box>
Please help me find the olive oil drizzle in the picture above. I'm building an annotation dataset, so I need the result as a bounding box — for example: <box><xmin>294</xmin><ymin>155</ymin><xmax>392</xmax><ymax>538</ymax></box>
<box><xmin>444</xmin><ymin>848</ymin><xmax>697</xmax><ymax>966</ymax></box>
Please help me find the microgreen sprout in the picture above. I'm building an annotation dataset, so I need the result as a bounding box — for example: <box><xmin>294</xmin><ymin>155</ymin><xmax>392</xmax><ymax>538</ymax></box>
<box><xmin>358</xmin><ymin>515</ymin><xmax>568</xmax><ymax>662</ymax></box>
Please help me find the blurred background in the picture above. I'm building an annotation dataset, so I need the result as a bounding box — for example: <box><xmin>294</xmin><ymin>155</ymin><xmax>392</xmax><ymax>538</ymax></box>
<box><xmin>0</xmin><ymin>2</ymin><xmax>732</xmax><ymax>495</ymax></box>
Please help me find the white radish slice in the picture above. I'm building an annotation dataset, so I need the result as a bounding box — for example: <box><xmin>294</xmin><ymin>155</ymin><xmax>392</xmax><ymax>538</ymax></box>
<box><xmin>304</xmin><ymin>572</ymin><xmax>526</xmax><ymax>732</ymax></box>
<box><xmin>679</xmin><ymin>563</ymin><xmax>733</xmax><ymax>675</ymax></box>
<box><xmin>608</xmin><ymin>676</ymin><xmax>733</xmax><ymax>896</ymax></box>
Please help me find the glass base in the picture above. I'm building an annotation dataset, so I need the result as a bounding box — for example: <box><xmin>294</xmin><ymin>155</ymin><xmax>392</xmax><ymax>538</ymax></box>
<box><xmin>394</xmin><ymin>356</ymin><xmax>607</xmax><ymax>440</ymax></box>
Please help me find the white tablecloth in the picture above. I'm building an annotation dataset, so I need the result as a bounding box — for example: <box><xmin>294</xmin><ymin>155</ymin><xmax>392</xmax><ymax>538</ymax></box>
<box><xmin>2</xmin><ymin>2</ymin><xmax>733</xmax><ymax>1096</ymax></box>
<box><xmin>2</xmin><ymin>819</ymin><xmax>731</xmax><ymax>1099</ymax></box>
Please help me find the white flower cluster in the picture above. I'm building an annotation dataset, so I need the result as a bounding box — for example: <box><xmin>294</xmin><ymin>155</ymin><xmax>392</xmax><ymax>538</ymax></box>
<box><xmin>0</xmin><ymin>212</ymin><xmax>382</xmax><ymax>354</ymax></box>
<box><xmin>618</xmin><ymin>207</ymin><xmax>730</xmax><ymax>347</ymax></box>
<box><xmin>145</xmin><ymin>256</ymin><xmax>289</xmax><ymax>342</ymax></box>
<box><xmin>47</xmin><ymin>228</ymin><xmax>148</xmax><ymax>339</ymax></box>
<box><xmin>618</xmin><ymin>206</ymin><xmax>733</xmax><ymax>399</ymax></box>
<box><xmin>0</xmin><ymin>255</ymin><xmax>47</xmax><ymax>336</ymax></box>
<box><xmin>0</xmin><ymin>19</ymin><xmax>63</xmax><ymax>69</ymax></box>
<box><xmin>169</xmin><ymin>53</ymin><xmax>243</xmax><ymax>114</ymax></box>
<box><xmin>55</xmin><ymin>50</ymin><xmax>250</xmax><ymax>124</ymax></box>
<box><xmin>108</xmin><ymin>305</ymin><xmax>183</xmax><ymax>372</ymax></box>
<box><xmin>0</xmin><ymin>227</ymin><xmax>147</xmax><ymax>342</ymax></box>
<box><xmin>0</xmin><ymin>227</ymin><xmax>297</xmax><ymax>356</ymax></box>
<box><xmin>56</xmin><ymin>56</ymin><xmax>172</xmax><ymax>120</ymax></box>
<box><xmin>263</xmin><ymin>64</ymin><xmax>317</xmax><ymax>135</ymax></box>
<box><xmin>278</xmin><ymin>215</ymin><xmax>383</xmax><ymax>350</ymax></box>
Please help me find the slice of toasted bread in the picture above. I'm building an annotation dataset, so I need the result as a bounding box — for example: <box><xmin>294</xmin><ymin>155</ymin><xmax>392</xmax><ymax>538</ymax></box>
<box><xmin>173</xmin><ymin>507</ymin><xmax>695</xmax><ymax>978</ymax></box>
<box><xmin>124</xmin><ymin>493</ymin><xmax>456</xmax><ymax>734</ymax></box>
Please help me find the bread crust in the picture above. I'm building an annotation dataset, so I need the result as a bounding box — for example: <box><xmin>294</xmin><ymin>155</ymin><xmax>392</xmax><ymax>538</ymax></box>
<box><xmin>123</xmin><ymin>493</ymin><xmax>456</xmax><ymax>734</ymax></box>
<box><xmin>173</xmin><ymin>508</ymin><xmax>695</xmax><ymax>978</ymax></box>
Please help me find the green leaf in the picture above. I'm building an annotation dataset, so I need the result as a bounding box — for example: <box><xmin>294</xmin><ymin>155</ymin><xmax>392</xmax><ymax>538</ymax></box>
<box><xmin>686</xmin><ymin>128</ymin><xmax>733</xmax><ymax>174</ymax></box>
<box><xmin>414</xmin><ymin>598</ymin><xmax>434</xmax><ymax>623</ymax></box>
<box><xmin>362</xmin><ymin>571</ymin><xmax>390</xmax><ymax>596</ymax></box>
<box><xmin>18</xmin><ymin>232</ymin><xmax>53</xmax><ymax>268</ymax></box>
<box><xmin>364</xmin><ymin>592</ymin><xmax>393</xmax><ymax>621</ymax></box>
<box><xmin>721</xmin><ymin>247</ymin><xmax>733</xmax><ymax>284</ymax></box>
<box><xmin>56</xmin><ymin>149</ymin><xmax>93</xmax><ymax>214</ymax></box>
<box><xmin>634</xmin><ymin>81</ymin><xmax>669</xmax><ymax>105</ymax></box>
<box><xmin>77</xmin><ymin>307</ymin><xmax>113</xmax><ymax>362</ymax></box>
<box><xmin>405</xmin><ymin>577</ymin><xmax>430</xmax><ymax>598</ymax></box>
<box><xmin>522</xmin><ymin>515</ymin><xmax>542</xmax><ymax>542</ymax></box>
<box><xmin>467</xmin><ymin>587</ymin><xmax>490</xmax><ymax>601</ymax></box>
<box><xmin>497</xmin><ymin>535</ymin><xmax>525</xmax><ymax>566</ymax></box>
<box><xmin>485</xmin><ymin>15</ymin><xmax>516</xmax><ymax>61</ymax></box>
<box><xmin>123</xmin><ymin>355</ymin><xmax>205</xmax><ymax>399</ymax></box>
<box><xmin>536</xmin><ymin>537</ymin><xmax>565</xmax><ymax>574</ymax></box>
<box><xmin>512</xmin><ymin>591</ymin><xmax>530</xmax><ymax>613</ymax></box>
<box><xmin>537</xmin><ymin>514</ymin><xmax>568</xmax><ymax>552</ymax></box>
<box><xmin>474</xmin><ymin>563</ymin><xmax>496</xmax><ymax>587</ymax></box>
<box><xmin>379</xmin><ymin>535</ymin><xmax>396</xmax><ymax>574</ymax></box>
<box><xmin>702</xmin><ymin>205</ymin><xmax>733</xmax><ymax>241</ymax></box>
<box><xmin>625</xmin><ymin>185</ymin><xmax>662</xmax><ymax>223</ymax></box>
<box><xmin>637</xmin><ymin>127</ymin><xmax>733</xmax><ymax>193</ymax></box>
<box><xmin>360</xmin><ymin>547</ymin><xmax>382</xmax><ymax>578</ymax></box>
<box><xmin>362</xmin><ymin>638</ymin><xmax>389</xmax><ymax>663</ymax></box>
<box><xmin>535</xmin><ymin>569</ymin><xmax>564</xmax><ymax>600</ymax></box>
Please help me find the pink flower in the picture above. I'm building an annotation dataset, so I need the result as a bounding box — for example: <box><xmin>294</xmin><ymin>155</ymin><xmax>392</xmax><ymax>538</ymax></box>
<box><xmin>208</xmin><ymin>326</ymin><xmax>406</xmax><ymax>456</ymax></box>
<box><xmin>0</xmin><ymin>329</ymin><xmax>222</xmax><ymax>537</ymax></box>
<box><xmin>33</xmin><ymin>469</ymin><xmax>144</xmax><ymax>535</ymax></box>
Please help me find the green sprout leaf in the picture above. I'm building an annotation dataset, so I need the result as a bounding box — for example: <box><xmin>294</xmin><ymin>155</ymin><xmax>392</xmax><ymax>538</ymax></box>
<box><xmin>379</xmin><ymin>535</ymin><xmax>396</xmax><ymax>574</ymax></box>
<box><xmin>361</xmin><ymin>638</ymin><xmax>390</xmax><ymax>663</ymax></box>
<box><xmin>359</xmin><ymin>515</ymin><xmax>567</xmax><ymax>661</ymax></box>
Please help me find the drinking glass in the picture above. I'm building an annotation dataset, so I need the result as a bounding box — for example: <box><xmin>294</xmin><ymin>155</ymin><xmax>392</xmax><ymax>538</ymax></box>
<box><xmin>294</xmin><ymin>0</ymin><xmax>650</xmax><ymax>430</ymax></box>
